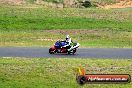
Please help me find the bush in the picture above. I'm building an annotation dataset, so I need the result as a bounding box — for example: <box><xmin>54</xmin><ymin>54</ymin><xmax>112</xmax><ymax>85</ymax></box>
<box><xmin>82</xmin><ymin>1</ymin><xmax>92</xmax><ymax>8</ymax></box>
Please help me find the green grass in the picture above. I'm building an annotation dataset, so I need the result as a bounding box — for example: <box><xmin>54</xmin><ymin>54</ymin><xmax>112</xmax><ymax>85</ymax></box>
<box><xmin>0</xmin><ymin>5</ymin><xmax>132</xmax><ymax>30</ymax></box>
<box><xmin>89</xmin><ymin>0</ymin><xmax>117</xmax><ymax>4</ymax></box>
<box><xmin>0</xmin><ymin>29</ymin><xmax>132</xmax><ymax>48</ymax></box>
<box><xmin>1</xmin><ymin>16</ymin><xmax>132</xmax><ymax>30</ymax></box>
<box><xmin>0</xmin><ymin>57</ymin><xmax>132</xmax><ymax>88</ymax></box>
<box><xmin>25</xmin><ymin>0</ymin><xmax>36</xmax><ymax>3</ymax></box>
<box><xmin>0</xmin><ymin>5</ymin><xmax>132</xmax><ymax>47</ymax></box>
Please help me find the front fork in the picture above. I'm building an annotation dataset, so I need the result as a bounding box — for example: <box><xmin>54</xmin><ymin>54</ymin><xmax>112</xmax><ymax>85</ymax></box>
<box><xmin>68</xmin><ymin>43</ymin><xmax>80</xmax><ymax>51</ymax></box>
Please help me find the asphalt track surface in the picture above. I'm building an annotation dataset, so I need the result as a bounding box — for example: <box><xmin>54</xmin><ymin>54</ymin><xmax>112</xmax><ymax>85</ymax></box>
<box><xmin>0</xmin><ymin>47</ymin><xmax>132</xmax><ymax>59</ymax></box>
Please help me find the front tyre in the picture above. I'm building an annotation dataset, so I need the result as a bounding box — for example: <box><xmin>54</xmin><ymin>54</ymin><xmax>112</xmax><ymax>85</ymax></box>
<box><xmin>68</xmin><ymin>48</ymin><xmax>76</xmax><ymax>55</ymax></box>
<box><xmin>49</xmin><ymin>48</ymin><xmax>55</xmax><ymax>54</ymax></box>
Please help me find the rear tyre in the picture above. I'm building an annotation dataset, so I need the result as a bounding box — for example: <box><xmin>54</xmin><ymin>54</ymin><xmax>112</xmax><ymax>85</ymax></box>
<box><xmin>49</xmin><ymin>48</ymin><xmax>55</xmax><ymax>54</ymax></box>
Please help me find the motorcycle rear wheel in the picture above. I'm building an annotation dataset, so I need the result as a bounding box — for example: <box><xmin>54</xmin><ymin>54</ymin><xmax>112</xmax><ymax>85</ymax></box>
<box><xmin>49</xmin><ymin>48</ymin><xmax>55</xmax><ymax>54</ymax></box>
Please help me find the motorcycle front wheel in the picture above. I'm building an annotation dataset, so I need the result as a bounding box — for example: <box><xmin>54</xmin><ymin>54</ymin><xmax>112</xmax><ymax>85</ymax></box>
<box><xmin>68</xmin><ymin>48</ymin><xmax>76</xmax><ymax>54</ymax></box>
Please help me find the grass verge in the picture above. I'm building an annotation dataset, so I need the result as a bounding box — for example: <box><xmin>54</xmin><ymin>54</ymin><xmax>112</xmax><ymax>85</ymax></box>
<box><xmin>0</xmin><ymin>5</ymin><xmax>132</xmax><ymax>30</ymax></box>
<box><xmin>0</xmin><ymin>29</ymin><xmax>132</xmax><ymax>48</ymax></box>
<box><xmin>0</xmin><ymin>57</ymin><xmax>132</xmax><ymax>88</ymax></box>
<box><xmin>0</xmin><ymin>5</ymin><xmax>132</xmax><ymax>48</ymax></box>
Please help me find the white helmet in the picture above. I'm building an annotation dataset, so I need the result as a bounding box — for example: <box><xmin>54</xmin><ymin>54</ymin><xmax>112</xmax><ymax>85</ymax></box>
<box><xmin>66</xmin><ymin>35</ymin><xmax>70</xmax><ymax>40</ymax></box>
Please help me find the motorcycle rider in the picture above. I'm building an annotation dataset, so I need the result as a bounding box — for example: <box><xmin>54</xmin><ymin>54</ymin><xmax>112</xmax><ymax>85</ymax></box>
<box><xmin>61</xmin><ymin>35</ymin><xmax>73</xmax><ymax>52</ymax></box>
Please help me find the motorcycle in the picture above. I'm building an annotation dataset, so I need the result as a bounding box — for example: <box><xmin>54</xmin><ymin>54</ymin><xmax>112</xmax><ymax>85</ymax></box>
<box><xmin>49</xmin><ymin>41</ymin><xmax>80</xmax><ymax>54</ymax></box>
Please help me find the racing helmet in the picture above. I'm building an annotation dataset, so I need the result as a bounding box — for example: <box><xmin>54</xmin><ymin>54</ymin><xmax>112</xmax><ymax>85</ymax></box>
<box><xmin>66</xmin><ymin>35</ymin><xmax>70</xmax><ymax>40</ymax></box>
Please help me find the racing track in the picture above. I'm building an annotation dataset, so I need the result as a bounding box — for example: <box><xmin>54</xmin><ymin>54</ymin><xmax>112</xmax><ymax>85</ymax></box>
<box><xmin>0</xmin><ymin>47</ymin><xmax>132</xmax><ymax>59</ymax></box>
